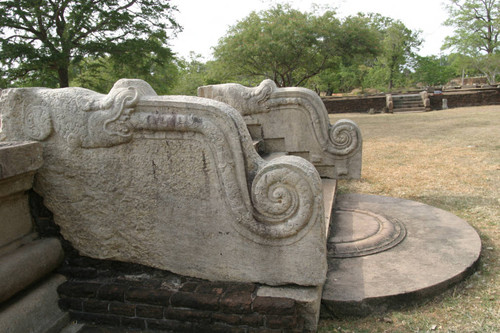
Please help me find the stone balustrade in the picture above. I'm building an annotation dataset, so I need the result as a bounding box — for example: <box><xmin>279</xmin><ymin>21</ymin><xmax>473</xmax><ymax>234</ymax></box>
<box><xmin>0</xmin><ymin>79</ymin><xmax>327</xmax><ymax>289</ymax></box>
<box><xmin>198</xmin><ymin>79</ymin><xmax>363</xmax><ymax>179</ymax></box>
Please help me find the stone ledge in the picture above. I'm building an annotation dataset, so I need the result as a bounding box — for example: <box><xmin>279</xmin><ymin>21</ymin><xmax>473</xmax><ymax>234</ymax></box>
<box><xmin>0</xmin><ymin>274</ymin><xmax>68</xmax><ymax>333</ymax></box>
<box><xmin>0</xmin><ymin>237</ymin><xmax>64</xmax><ymax>303</ymax></box>
<box><xmin>0</xmin><ymin>141</ymin><xmax>43</xmax><ymax>181</ymax></box>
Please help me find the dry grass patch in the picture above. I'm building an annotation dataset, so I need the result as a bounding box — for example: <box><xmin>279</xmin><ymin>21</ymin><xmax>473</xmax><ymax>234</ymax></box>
<box><xmin>319</xmin><ymin>106</ymin><xmax>499</xmax><ymax>333</ymax></box>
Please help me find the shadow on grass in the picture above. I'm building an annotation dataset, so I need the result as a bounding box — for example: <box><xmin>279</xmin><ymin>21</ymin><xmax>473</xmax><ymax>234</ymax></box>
<box><xmin>408</xmin><ymin>195</ymin><xmax>498</xmax><ymax>212</ymax></box>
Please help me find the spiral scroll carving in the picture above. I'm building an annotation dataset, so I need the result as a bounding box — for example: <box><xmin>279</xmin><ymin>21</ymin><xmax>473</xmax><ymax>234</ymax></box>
<box><xmin>247</xmin><ymin>156</ymin><xmax>322</xmax><ymax>242</ymax></box>
<box><xmin>23</xmin><ymin>105</ymin><xmax>52</xmax><ymax>140</ymax></box>
<box><xmin>328</xmin><ymin>119</ymin><xmax>361</xmax><ymax>156</ymax></box>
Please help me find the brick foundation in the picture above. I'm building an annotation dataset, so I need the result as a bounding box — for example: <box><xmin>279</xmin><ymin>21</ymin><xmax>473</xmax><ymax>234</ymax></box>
<box><xmin>321</xmin><ymin>88</ymin><xmax>500</xmax><ymax>114</ymax></box>
<box><xmin>430</xmin><ymin>88</ymin><xmax>500</xmax><ymax>109</ymax></box>
<box><xmin>57</xmin><ymin>256</ymin><xmax>304</xmax><ymax>332</ymax></box>
<box><xmin>322</xmin><ymin>95</ymin><xmax>386</xmax><ymax>113</ymax></box>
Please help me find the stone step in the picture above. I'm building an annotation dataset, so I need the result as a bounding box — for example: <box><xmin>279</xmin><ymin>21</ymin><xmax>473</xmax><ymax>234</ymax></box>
<box><xmin>322</xmin><ymin>194</ymin><xmax>481</xmax><ymax>316</ymax></box>
<box><xmin>393</xmin><ymin>107</ymin><xmax>427</xmax><ymax>112</ymax></box>
<box><xmin>0</xmin><ymin>274</ymin><xmax>69</xmax><ymax>333</ymax></box>
<box><xmin>261</xmin><ymin>151</ymin><xmax>288</xmax><ymax>161</ymax></box>
<box><xmin>393</xmin><ymin>100</ymin><xmax>423</xmax><ymax>106</ymax></box>
<box><xmin>392</xmin><ymin>94</ymin><xmax>420</xmax><ymax>99</ymax></box>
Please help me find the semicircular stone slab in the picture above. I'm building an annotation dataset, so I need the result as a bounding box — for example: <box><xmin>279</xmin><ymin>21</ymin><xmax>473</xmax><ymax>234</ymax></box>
<box><xmin>322</xmin><ymin>193</ymin><xmax>481</xmax><ymax>316</ymax></box>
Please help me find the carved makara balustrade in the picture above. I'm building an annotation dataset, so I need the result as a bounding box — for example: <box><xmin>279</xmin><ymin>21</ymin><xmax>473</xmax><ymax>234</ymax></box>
<box><xmin>198</xmin><ymin>79</ymin><xmax>362</xmax><ymax>179</ymax></box>
<box><xmin>0</xmin><ymin>79</ymin><xmax>327</xmax><ymax>287</ymax></box>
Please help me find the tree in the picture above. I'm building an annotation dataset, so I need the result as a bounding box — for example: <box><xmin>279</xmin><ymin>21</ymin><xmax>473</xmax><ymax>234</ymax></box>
<box><xmin>443</xmin><ymin>0</ymin><xmax>499</xmax><ymax>55</ymax></box>
<box><xmin>443</xmin><ymin>0</ymin><xmax>500</xmax><ymax>84</ymax></box>
<box><xmin>71</xmin><ymin>52</ymin><xmax>179</xmax><ymax>95</ymax></box>
<box><xmin>0</xmin><ymin>0</ymin><xmax>180</xmax><ymax>88</ymax></box>
<box><xmin>374</xmin><ymin>17</ymin><xmax>422</xmax><ymax>90</ymax></box>
<box><xmin>412</xmin><ymin>55</ymin><xmax>456</xmax><ymax>86</ymax></box>
<box><xmin>213</xmin><ymin>5</ymin><xmax>378</xmax><ymax>87</ymax></box>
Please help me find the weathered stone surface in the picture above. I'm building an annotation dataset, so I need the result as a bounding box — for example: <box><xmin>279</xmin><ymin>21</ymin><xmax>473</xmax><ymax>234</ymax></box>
<box><xmin>0</xmin><ymin>237</ymin><xmax>64</xmax><ymax>303</ymax></box>
<box><xmin>0</xmin><ymin>141</ymin><xmax>43</xmax><ymax>181</ymax></box>
<box><xmin>0</xmin><ymin>79</ymin><xmax>327</xmax><ymax>287</ymax></box>
<box><xmin>198</xmin><ymin>79</ymin><xmax>362</xmax><ymax>179</ymax></box>
<box><xmin>0</xmin><ymin>274</ymin><xmax>69</xmax><ymax>333</ymax></box>
<box><xmin>0</xmin><ymin>141</ymin><xmax>42</xmax><ymax>251</ymax></box>
<box><xmin>256</xmin><ymin>285</ymin><xmax>322</xmax><ymax>332</ymax></box>
<box><xmin>322</xmin><ymin>194</ymin><xmax>482</xmax><ymax>316</ymax></box>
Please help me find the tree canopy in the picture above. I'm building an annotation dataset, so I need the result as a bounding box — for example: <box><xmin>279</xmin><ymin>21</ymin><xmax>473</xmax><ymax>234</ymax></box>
<box><xmin>372</xmin><ymin>16</ymin><xmax>422</xmax><ymax>90</ymax></box>
<box><xmin>442</xmin><ymin>0</ymin><xmax>499</xmax><ymax>84</ymax></box>
<box><xmin>443</xmin><ymin>0</ymin><xmax>499</xmax><ymax>55</ymax></box>
<box><xmin>212</xmin><ymin>4</ymin><xmax>379</xmax><ymax>87</ymax></box>
<box><xmin>0</xmin><ymin>0</ymin><xmax>180</xmax><ymax>88</ymax></box>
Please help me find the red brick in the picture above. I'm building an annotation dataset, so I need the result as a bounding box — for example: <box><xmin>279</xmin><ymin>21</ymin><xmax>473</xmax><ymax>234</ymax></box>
<box><xmin>195</xmin><ymin>282</ymin><xmax>226</xmax><ymax>295</ymax></box>
<box><xmin>121</xmin><ymin>317</ymin><xmax>146</xmax><ymax>329</ymax></box>
<box><xmin>179</xmin><ymin>281</ymin><xmax>198</xmax><ymax>292</ymax></box>
<box><xmin>125</xmin><ymin>287</ymin><xmax>172</xmax><ymax>306</ymax></box>
<box><xmin>58</xmin><ymin>281</ymin><xmax>100</xmax><ymax>298</ymax></box>
<box><xmin>109</xmin><ymin>302</ymin><xmax>135</xmax><ymax>317</ymax></box>
<box><xmin>83</xmin><ymin>299</ymin><xmax>109</xmax><ymax>314</ymax></box>
<box><xmin>97</xmin><ymin>284</ymin><xmax>128</xmax><ymax>302</ymax></box>
<box><xmin>212</xmin><ymin>312</ymin><xmax>241</xmax><ymax>325</ymax></box>
<box><xmin>146</xmin><ymin>319</ymin><xmax>193</xmax><ymax>332</ymax></box>
<box><xmin>193</xmin><ymin>323</ymin><xmax>247</xmax><ymax>333</ymax></box>
<box><xmin>240</xmin><ymin>314</ymin><xmax>265</xmax><ymax>327</ymax></box>
<box><xmin>220</xmin><ymin>291</ymin><xmax>253</xmax><ymax>314</ymax></box>
<box><xmin>266</xmin><ymin>315</ymin><xmax>297</xmax><ymax>329</ymax></box>
<box><xmin>247</xmin><ymin>328</ymin><xmax>282</xmax><ymax>333</ymax></box>
<box><xmin>136</xmin><ymin>304</ymin><xmax>164</xmax><ymax>319</ymax></box>
<box><xmin>253</xmin><ymin>296</ymin><xmax>296</xmax><ymax>315</ymax></box>
<box><xmin>170</xmin><ymin>291</ymin><xmax>220</xmax><ymax>310</ymax></box>
<box><xmin>164</xmin><ymin>307</ymin><xmax>212</xmax><ymax>323</ymax></box>
<box><xmin>70</xmin><ymin>311</ymin><xmax>120</xmax><ymax>327</ymax></box>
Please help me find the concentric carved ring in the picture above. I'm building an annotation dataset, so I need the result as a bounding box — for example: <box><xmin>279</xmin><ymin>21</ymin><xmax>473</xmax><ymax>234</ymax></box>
<box><xmin>328</xmin><ymin>208</ymin><xmax>406</xmax><ymax>258</ymax></box>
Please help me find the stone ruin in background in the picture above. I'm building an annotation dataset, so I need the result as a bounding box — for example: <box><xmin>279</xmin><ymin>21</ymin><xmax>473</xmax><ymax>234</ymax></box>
<box><xmin>0</xmin><ymin>79</ymin><xmax>481</xmax><ymax>332</ymax></box>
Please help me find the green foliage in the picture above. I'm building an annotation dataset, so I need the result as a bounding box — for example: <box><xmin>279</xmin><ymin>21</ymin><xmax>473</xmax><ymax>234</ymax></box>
<box><xmin>443</xmin><ymin>0</ymin><xmax>500</xmax><ymax>55</ymax></box>
<box><xmin>367</xmin><ymin>15</ymin><xmax>422</xmax><ymax>90</ymax></box>
<box><xmin>169</xmin><ymin>53</ymin><xmax>211</xmax><ymax>96</ymax></box>
<box><xmin>0</xmin><ymin>0</ymin><xmax>180</xmax><ymax>88</ymax></box>
<box><xmin>412</xmin><ymin>55</ymin><xmax>456</xmax><ymax>86</ymax></box>
<box><xmin>213</xmin><ymin>5</ymin><xmax>379</xmax><ymax>87</ymax></box>
<box><xmin>443</xmin><ymin>0</ymin><xmax>500</xmax><ymax>84</ymax></box>
<box><xmin>70</xmin><ymin>53</ymin><xmax>179</xmax><ymax>95</ymax></box>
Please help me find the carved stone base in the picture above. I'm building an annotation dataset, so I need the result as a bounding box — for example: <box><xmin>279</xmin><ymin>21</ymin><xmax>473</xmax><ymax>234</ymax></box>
<box><xmin>322</xmin><ymin>194</ymin><xmax>481</xmax><ymax>316</ymax></box>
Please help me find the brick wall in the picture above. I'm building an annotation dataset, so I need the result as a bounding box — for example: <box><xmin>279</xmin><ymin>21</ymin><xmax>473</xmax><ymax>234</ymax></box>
<box><xmin>430</xmin><ymin>88</ymin><xmax>500</xmax><ymax>110</ymax></box>
<box><xmin>57</xmin><ymin>256</ymin><xmax>304</xmax><ymax>332</ymax></box>
<box><xmin>321</xmin><ymin>95</ymin><xmax>386</xmax><ymax>114</ymax></box>
<box><xmin>321</xmin><ymin>88</ymin><xmax>500</xmax><ymax>114</ymax></box>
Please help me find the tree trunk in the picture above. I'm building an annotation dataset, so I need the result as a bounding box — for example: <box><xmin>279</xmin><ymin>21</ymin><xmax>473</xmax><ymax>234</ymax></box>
<box><xmin>58</xmin><ymin>66</ymin><xmax>69</xmax><ymax>88</ymax></box>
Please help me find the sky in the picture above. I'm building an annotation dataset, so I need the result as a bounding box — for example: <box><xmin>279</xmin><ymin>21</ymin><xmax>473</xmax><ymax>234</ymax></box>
<box><xmin>169</xmin><ymin>0</ymin><xmax>455</xmax><ymax>60</ymax></box>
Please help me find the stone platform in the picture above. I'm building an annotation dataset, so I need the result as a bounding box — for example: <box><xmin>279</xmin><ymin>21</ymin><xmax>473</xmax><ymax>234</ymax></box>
<box><xmin>322</xmin><ymin>194</ymin><xmax>482</xmax><ymax>316</ymax></box>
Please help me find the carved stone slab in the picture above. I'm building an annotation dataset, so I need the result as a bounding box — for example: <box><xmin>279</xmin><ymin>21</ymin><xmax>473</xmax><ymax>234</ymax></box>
<box><xmin>0</xmin><ymin>79</ymin><xmax>327</xmax><ymax>287</ymax></box>
<box><xmin>198</xmin><ymin>80</ymin><xmax>362</xmax><ymax>179</ymax></box>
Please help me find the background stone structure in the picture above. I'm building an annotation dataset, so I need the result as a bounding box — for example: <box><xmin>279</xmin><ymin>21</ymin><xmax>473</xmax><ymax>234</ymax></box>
<box><xmin>321</xmin><ymin>87</ymin><xmax>500</xmax><ymax>113</ymax></box>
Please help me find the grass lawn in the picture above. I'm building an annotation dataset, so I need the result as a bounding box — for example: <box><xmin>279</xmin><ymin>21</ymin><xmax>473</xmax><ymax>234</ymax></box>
<box><xmin>320</xmin><ymin>106</ymin><xmax>499</xmax><ymax>332</ymax></box>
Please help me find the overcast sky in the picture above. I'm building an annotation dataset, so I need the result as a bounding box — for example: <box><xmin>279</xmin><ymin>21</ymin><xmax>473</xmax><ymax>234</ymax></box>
<box><xmin>169</xmin><ymin>0</ymin><xmax>455</xmax><ymax>60</ymax></box>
